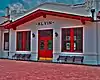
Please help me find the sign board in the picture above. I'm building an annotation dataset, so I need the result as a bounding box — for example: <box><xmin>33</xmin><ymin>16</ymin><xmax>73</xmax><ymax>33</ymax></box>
<box><xmin>36</xmin><ymin>21</ymin><xmax>54</xmax><ymax>26</ymax></box>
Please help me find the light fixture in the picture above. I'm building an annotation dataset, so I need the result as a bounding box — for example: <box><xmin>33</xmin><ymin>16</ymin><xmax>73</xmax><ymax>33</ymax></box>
<box><xmin>55</xmin><ymin>32</ymin><xmax>58</xmax><ymax>37</ymax></box>
<box><xmin>32</xmin><ymin>33</ymin><xmax>35</xmax><ymax>38</ymax></box>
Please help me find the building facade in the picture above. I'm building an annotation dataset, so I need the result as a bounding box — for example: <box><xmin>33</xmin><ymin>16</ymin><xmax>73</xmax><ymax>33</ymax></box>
<box><xmin>0</xmin><ymin>3</ymin><xmax>100</xmax><ymax>65</ymax></box>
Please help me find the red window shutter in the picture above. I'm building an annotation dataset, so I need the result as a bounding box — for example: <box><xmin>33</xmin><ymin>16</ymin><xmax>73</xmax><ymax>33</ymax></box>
<box><xmin>70</xmin><ymin>28</ymin><xmax>74</xmax><ymax>52</ymax></box>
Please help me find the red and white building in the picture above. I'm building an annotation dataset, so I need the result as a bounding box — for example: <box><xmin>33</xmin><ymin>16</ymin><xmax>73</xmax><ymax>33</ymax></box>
<box><xmin>0</xmin><ymin>3</ymin><xmax>100</xmax><ymax>65</ymax></box>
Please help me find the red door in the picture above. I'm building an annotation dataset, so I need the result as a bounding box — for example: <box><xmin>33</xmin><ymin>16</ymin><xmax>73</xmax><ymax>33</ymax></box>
<box><xmin>38</xmin><ymin>29</ymin><xmax>53</xmax><ymax>60</ymax></box>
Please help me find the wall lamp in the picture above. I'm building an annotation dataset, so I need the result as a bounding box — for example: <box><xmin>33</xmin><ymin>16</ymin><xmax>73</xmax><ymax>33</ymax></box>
<box><xmin>55</xmin><ymin>32</ymin><xmax>58</xmax><ymax>37</ymax></box>
<box><xmin>32</xmin><ymin>33</ymin><xmax>35</xmax><ymax>38</ymax></box>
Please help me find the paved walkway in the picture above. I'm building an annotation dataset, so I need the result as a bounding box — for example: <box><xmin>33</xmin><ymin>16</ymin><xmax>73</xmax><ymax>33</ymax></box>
<box><xmin>0</xmin><ymin>59</ymin><xmax>100</xmax><ymax>80</ymax></box>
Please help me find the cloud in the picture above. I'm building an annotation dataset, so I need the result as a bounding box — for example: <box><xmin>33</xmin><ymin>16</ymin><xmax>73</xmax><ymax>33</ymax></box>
<box><xmin>22</xmin><ymin>0</ymin><xmax>32</xmax><ymax>3</ymax></box>
<box><xmin>22</xmin><ymin>0</ymin><xmax>34</xmax><ymax>8</ymax></box>
<box><xmin>36</xmin><ymin>0</ymin><xmax>56</xmax><ymax>5</ymax></box>
<box><xmin>0</xmin><ymin>10</ymin><xmax>5</xmax><ymax>14</ymax></box>
<box><xmin>8</xmin><ymin>2</ymin><xmax>26</xmax><ymax>15</ymax></box>
<box><xmin>22</xmin><ymin>0</ymin><xmax>33</xmax><ymax>5</ymax></box>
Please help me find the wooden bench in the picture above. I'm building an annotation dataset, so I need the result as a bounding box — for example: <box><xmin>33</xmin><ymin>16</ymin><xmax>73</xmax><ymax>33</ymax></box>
<box><xmin>16</xmin><ymin>54</ymin><xmax>21</xmax><ymax>60</ymax></box>
<box><xmin>57</xmin><ymin>56</ymin><xmax>67</xmax><ymax>61</ymax></box>
<box><xmin>66</xmin><ymin>56</ymin><xmax>75</xmax><ymax>62</ymax></box>
<box><xmin>12</xmin><ymin>54</ymin><xmax>17</xmax><ymax>59</ymax></box>
<box><xmin>57</xmin><ymin>55</ymin><xmax>84</xmax><ymax>63</ymax></box>
<box><xmin>12</xmin><ymin>54</ymin><xmax>21</xmax><ymax>59</ymax></box>
<box><xmin>12</xmin><ymin>54</ymin><xmax>31</xmax><ymax>60</ymax></box>
<box><xmin>19</xmin><ymin>54</ymin><xmax>26</xmax><ymax>60</ymax></box>
<box><xmin>74</xmin><ymin>56</ymin><xmax>84</xmax><ymax>63</ymax></box>
<box><xmin>24</xmin><ymin>54</ymin><xmax>31</xmax><ymax>60</ymax></box>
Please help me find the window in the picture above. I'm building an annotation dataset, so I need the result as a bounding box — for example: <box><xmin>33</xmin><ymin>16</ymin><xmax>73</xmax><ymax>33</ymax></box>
<box><xmin>4</xmin><ymin>33</ymin><xmax>9</xmax><ymax>51</ymax></box>
<box><xmin>16</xmin><ymin>31</ymin><xmax>31</xmax><ymax>51</ymax></box>
<box><xmin>62</xmin><ymin>27</ymin><xmax>83</xmax><ymax>52</ymax></box>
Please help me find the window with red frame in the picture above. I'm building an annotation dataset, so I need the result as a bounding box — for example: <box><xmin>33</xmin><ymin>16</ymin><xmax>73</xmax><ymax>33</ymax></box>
<box><xmin>62</xmin><ymin>27</ymin><xmax>83</xmax><ymax>52</ymax></box>
<box><xmin>4</xmin><ymin>33</ymin><xmax>9</xmax><ymax>50</ymax></box>
<box><xmin>16</xmin><ymin>31</ymin><xmax>31</xmax><ymax>51</ymax></box>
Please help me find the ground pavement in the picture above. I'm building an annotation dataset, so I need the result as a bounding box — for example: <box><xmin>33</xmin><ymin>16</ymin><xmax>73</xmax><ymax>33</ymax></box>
<box><xmin>0</xmin><ymin>59</ymin><xmax>100</xmax><ymax>80</ymax></box>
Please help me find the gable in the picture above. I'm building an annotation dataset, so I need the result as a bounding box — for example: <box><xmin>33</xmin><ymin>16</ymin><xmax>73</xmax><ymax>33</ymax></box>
<box><xmin>4</xmin><ymin>9</ymin><xmax>92</xmax><ymax>30</ymax></box>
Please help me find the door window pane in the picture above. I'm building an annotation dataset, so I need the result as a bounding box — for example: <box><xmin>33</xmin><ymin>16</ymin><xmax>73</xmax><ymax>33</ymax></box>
<box><xmin>48</xmin><ymin>40</ymin><xmax>52</xmax><ymax>50</ymax></box>
<box><xmin>40</xmin><ymin>40</ymin><xmax>44</xmax><ymax>50</ymax></box>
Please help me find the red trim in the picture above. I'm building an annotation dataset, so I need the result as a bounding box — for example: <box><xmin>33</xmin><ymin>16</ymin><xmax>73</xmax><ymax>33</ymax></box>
<box><xmin>4</xmin><ymin>9</ymin><xmax>92</xmax><ymax>29</ymax></box>
<box><xmin>70</xmin><ymin>28</ymin><xmax>74</xmax><ymax>52</ymax></box>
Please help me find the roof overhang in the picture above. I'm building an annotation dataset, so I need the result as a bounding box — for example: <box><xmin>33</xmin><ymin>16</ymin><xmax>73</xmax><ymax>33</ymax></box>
<box><xmin>4</xmin><ymin>9</ymin><xmax>93</xmax><ymax>30</ymax></box>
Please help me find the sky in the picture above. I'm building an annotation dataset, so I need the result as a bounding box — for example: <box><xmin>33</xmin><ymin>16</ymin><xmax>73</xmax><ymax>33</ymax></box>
<box><xmin>0</xmin><ymin>0</ymin><xmax>10</xmax><ymax>16</ymax></box>
<box><xmin>0</xmin><ymin>0</ymin><xmax>85</xmax><ymax>16</ymax></box>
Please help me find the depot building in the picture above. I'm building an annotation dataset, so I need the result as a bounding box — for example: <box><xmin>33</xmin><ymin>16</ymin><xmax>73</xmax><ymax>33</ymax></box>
<box><xmin>0</xmin><ymin>3</ymin><xmax>100</xmax><ymax>65</ymax></box>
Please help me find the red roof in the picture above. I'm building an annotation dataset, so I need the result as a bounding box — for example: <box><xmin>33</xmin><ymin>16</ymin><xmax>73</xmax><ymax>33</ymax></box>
<box><xmin>4</xmin><ymin>9</ymin><xmax>92</xmax><ymax>29</ymax></box>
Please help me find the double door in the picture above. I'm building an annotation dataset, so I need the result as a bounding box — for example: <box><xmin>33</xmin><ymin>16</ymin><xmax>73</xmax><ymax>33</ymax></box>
<box><xmin>38</xmin><ymin>29</ymin><xmax>53</xmax><ymax>60</ymax></box>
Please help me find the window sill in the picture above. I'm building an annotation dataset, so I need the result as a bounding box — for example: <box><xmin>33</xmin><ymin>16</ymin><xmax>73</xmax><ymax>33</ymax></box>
<box><xmin>16</xmin><ymin>51</ymin><xmax>31</xmax><ymax>52</ymax></box>
<box><xmin>61</xmin><ymin>52</ymin><xmax>83</xmax><ymax>55</ymax></box>
<box><xmin>3</xmin><ymin>50</ymin><xmax>9</xmax><ymax>52</ymax></box>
